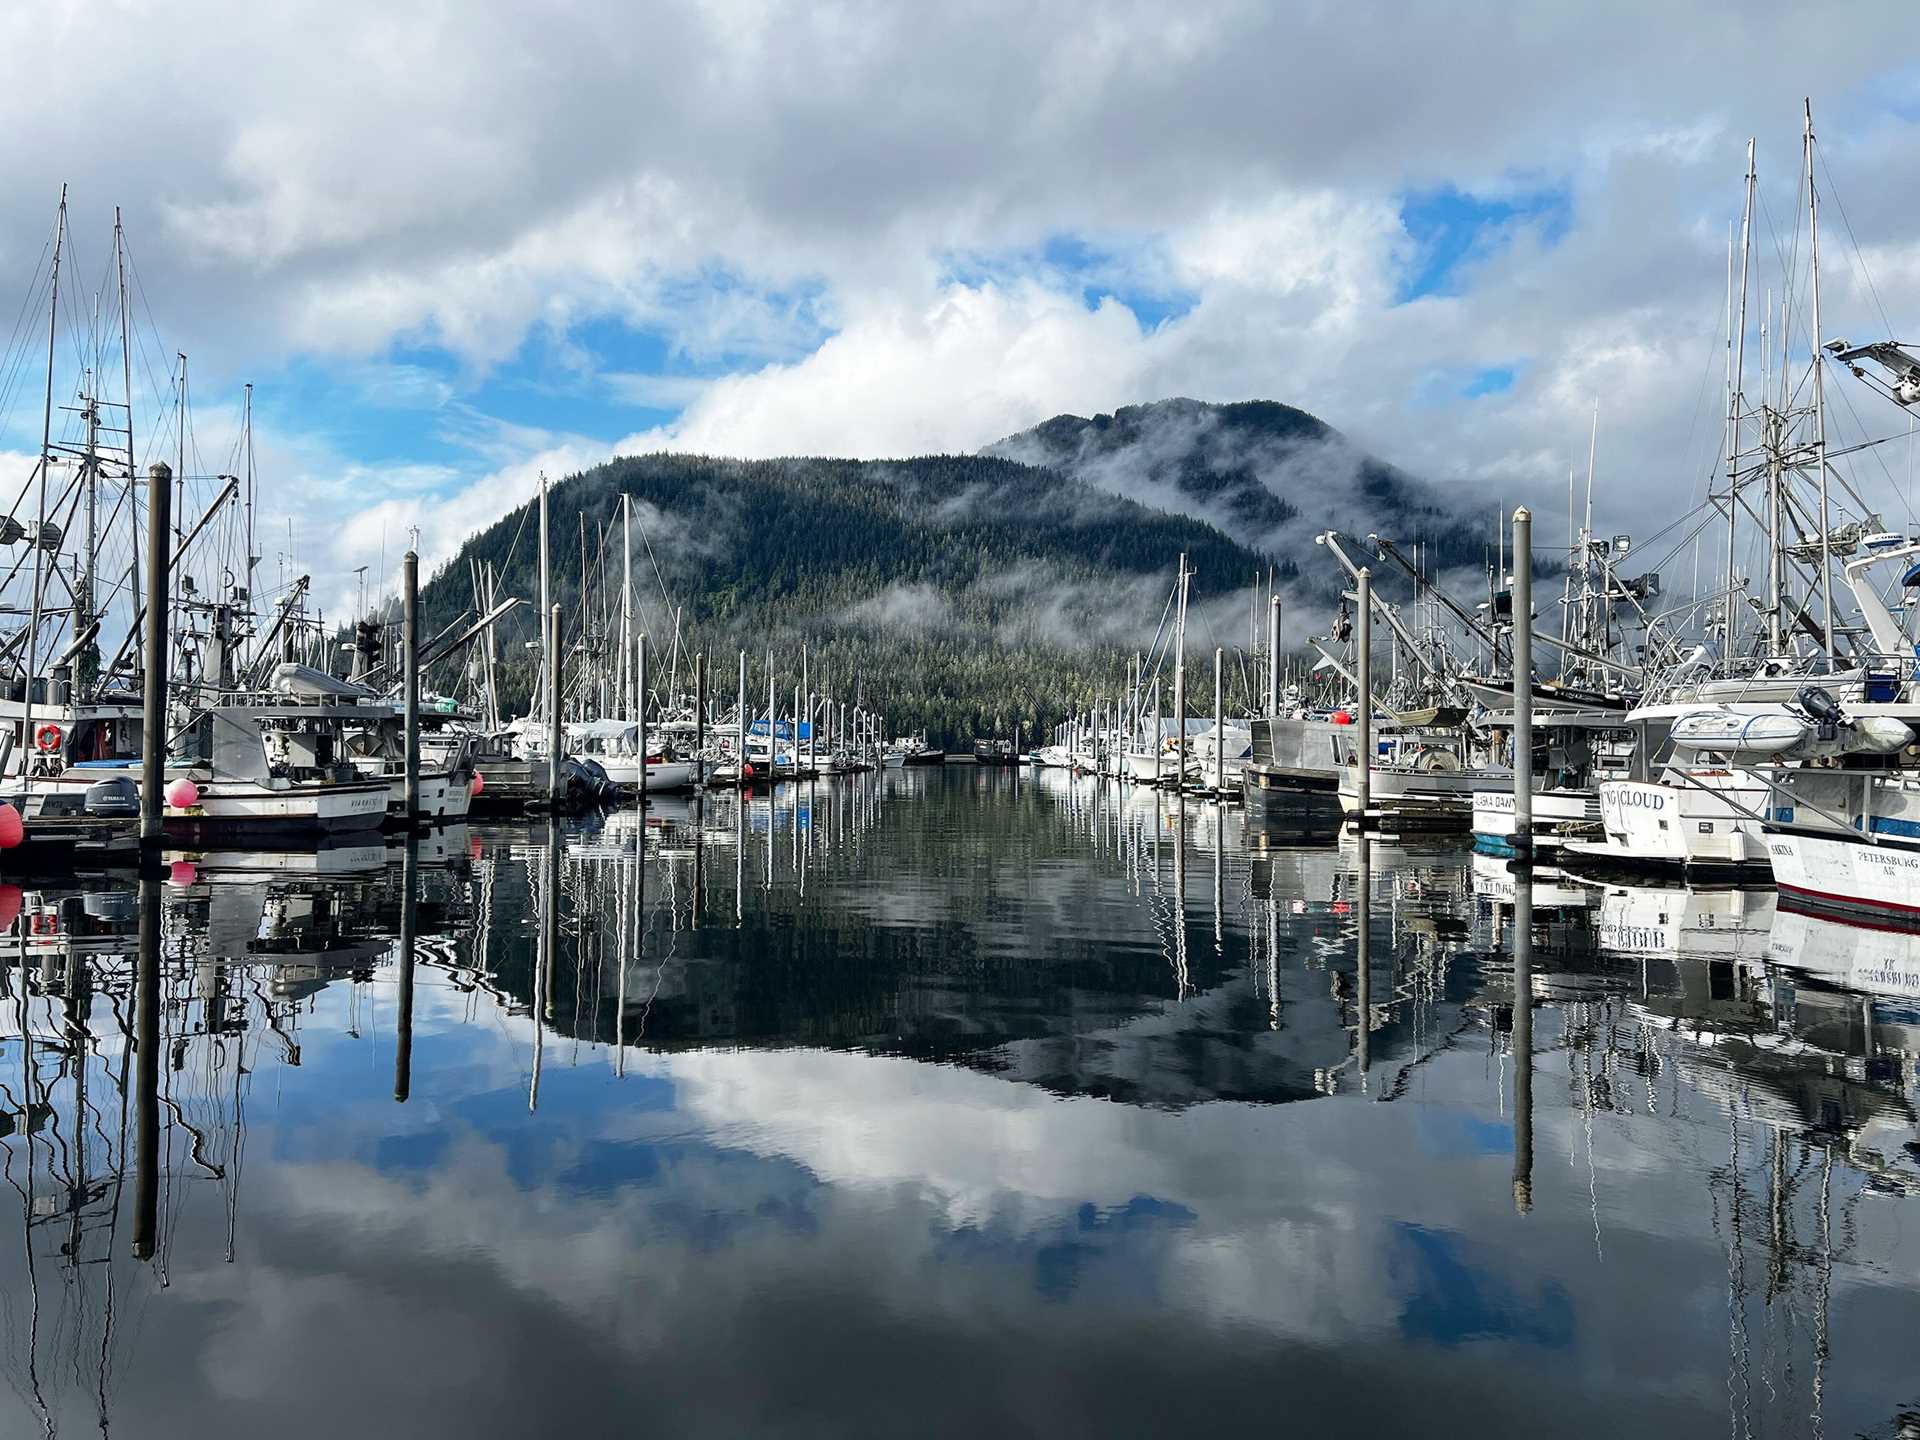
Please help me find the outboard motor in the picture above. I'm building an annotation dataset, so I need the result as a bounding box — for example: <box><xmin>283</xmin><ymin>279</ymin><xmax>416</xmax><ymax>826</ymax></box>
<box><xmin>1791</xmin><ymin>685</ymin><xmax>1845</xmax><ymax>744</ymax></box>
<box><xmin>83</xmin><ymin>776</ymin><xmax>140</xmax><ymax>819</ymax></box>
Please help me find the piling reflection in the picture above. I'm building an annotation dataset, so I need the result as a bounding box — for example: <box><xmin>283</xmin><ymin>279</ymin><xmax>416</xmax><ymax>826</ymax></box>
<box><xmin>0</xmin><ymin>769</ymin><xmax>1915</xmax><ymax>1434</ymax></box>
<box><xmin>1511</xmin><ymin>864</ymin><xmax>1533</xmax><ymax>1215</ymax></box>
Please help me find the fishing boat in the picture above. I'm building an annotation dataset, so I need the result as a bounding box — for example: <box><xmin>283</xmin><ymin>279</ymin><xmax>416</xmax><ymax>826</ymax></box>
<box><xmin>566</xmin><ymin>720</ymin><xmax>706</xmax><ymax>792</ymax></box>
<box><xmin>895</xmin><ymin>734</ymin><xmax>943</xmax><ymax>766</ymax></box>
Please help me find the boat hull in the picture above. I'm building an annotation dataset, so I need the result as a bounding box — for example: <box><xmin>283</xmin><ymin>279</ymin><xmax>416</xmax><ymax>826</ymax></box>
<box><xmin>1561</xmin><ymin>773</ymin><xmax>1771</xmax><ymax>872</ymax></box>
<box><xmin>1765</xmin><ymin>824</ymin><xmax>1920</xmax><ymax>926</ymax></box>
<box><xmin>1470</xmin><ymin>788</ymin><xmax>1599</xmax><ymax>848</ymax></box>
<box><xmin>164</xmin><ymin>778</ymin><xmax>391</xmax><ymax>842</ymax></box>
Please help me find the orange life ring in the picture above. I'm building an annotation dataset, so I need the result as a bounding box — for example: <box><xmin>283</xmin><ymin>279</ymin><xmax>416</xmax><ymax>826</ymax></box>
<box><xmin>33</xmin><ymin>723</ymin><xmax>62</xmax><ymax>753</ymax></box>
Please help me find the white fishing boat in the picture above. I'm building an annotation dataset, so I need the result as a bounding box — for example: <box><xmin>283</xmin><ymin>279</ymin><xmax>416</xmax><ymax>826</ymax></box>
<box><xmin>1762</xmin><ymin>767</ymin><xmax>1920</xmax><ymax>924</ymax></box>
<box><xmin>1566</xmin><ymin>690</ymin><xmax>1913</xmax><ymax>875</ymax></box>
<box><xmin>1470</xmin><ymin>786</ymin><xmax>1599</xmax><ymax>850</ymax></box>
<box><xmin>566</xmin><ymin>719</ymin><xmax>707</xmax><ymax>792</ymax></box>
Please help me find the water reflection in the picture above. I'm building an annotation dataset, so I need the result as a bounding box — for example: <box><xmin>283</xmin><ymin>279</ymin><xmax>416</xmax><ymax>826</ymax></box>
<box><xmin>0</xmin><ymin>768</ymin><xmax>1916</xmax><ymax>1435</ymax></box>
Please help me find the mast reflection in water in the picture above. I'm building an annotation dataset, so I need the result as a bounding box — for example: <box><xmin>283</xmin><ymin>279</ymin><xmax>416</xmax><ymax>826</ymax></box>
<box><xmin>0</xmin><ymin>767</ymin><xmax>1916</xmax><ymax>1436</ymax></box>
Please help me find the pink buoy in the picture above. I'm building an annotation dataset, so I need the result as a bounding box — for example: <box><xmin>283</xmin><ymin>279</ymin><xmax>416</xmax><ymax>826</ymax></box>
<box><xmin>168</xmin><ymin>860</ymin><xmax>198</xmax><ymax>887</ymax></box>
<box><xmin>164</xmin><ymin>777</ymin><xmax>200</xmax><ymax>809</ymax></box>
<box><xmin>0</xmin><ymin>803</ymin><xmax>22</xmax><ymax>850</ymax></box>
<box><xmin>470</xmin><ymin>771</ymin><xmax>485</xmax><ymax>796</ymax></box>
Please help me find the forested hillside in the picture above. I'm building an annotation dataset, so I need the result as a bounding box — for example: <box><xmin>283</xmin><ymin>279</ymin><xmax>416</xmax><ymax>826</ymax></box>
<box><xmin>417</xmin><ymin>451</ymin><xmax>1284</xmax><ymax>743</ymax></box>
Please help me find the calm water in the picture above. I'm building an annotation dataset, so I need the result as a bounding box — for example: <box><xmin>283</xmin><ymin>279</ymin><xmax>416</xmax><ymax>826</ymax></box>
<box><xmin>2</xmin><ymin>766</ymin><xmax>1917</xmax><ymax>1437</ymax></box>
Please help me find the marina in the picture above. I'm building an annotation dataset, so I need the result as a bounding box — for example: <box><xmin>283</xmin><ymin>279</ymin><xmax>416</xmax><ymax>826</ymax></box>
<box><xmin>2</xmin><ymin>8</ymin><xmax>1919</xmax><ymax>1431</ymax></box>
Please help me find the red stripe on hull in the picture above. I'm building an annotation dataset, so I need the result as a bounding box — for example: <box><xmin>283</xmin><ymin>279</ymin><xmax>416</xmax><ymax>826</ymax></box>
<box><xmin>1776</xmin><ymin>880</ymin><xmax>1920</xmax><ymax>918</ymax></box>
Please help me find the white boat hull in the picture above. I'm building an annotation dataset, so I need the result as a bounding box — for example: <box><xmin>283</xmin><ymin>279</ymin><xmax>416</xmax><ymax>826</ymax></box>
<box><xmin>1471</xmin><ymin>788</ymin><xmax>1598</xmax><ymax>846</ymax></box>
<box><xmin>168</xmin><ymin>778</ymin><xmax>391</xmax><ymax>837</ymax></box>
<box><xmin>1766</xmin><ymin>825</ymin><xmax>1920</xmax><ymax>923</ymax></box>
<box><xmin>1564</xmin><ymin>773</ymin><xmax>1771</xmax><ymax>870</ymax></box>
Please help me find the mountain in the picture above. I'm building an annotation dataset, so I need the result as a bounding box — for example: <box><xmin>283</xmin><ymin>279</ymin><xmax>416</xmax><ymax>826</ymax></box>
<box><xmin>415</xmin><ymin>400</ymin><xmax>1496</xmax><ymax>743</ymax></box>
<box><xmin>985</xmin><ymin>398</ymin><xmax>1493</xmax><ymax>588</ymax></box>
<box><xmin>417</xmin><ymin>451</ymin><xmax>1280</xmax><ymax>744</ymax></box>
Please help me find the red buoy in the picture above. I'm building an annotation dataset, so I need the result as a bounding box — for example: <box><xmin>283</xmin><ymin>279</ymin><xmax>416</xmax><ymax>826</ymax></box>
<box><xmin>1332</xmin><ymin>710</ymin><xmax>1353</xmax><ymax>725</ymax></box>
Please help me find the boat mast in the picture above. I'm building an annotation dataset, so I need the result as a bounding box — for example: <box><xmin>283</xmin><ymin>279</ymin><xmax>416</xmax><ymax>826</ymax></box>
<box><xmin>25</xmin><ymin>189</ymin><xmax>67</xmax><ymax>784</ymax></box>
<box><xmin>1172</xmin><ymin>554</ymin><xmax>1189</xmax><ymax>760</ymax></box>
<box><xmin>116</xmin><ymin>208</ymin><xmax>140</xmax><ymax>674</ymax></box>
<box><xmin>1729</xmin><ymin>142</ymin><xmax>1755</xmax><ymax>664</ymax></box>
<box><xmin>1762</xmin><ymin>289</ymin><xmax>1782</xmax><ymax>655</ymax></box>
<box><xmin>1719</xmin><ymin>144</ymin><xmax>1756</xmax><ymax>671</ymax></box>
<box><xmin>538</xmin><ymin>472</ymin><xmax>550</xmax><ymax>725</ymax></box>
<box><xmin>78</xmin><ymin>366</ymin><xmax>100</xmax><ymax>694</ymax></box>
<box><xmin>1582</xmin><ymin>401</ymin><xmax>1597</xmax><ymax>667</ymax></box>
<box><xmin>1805</xmin><ymin>99</ymin><xmax>1835</xmax><ymax>666</ymax></box>
<box><xmin>243</xmin><ymin>382</ymin><xmax>256</xmax><ymax>635</ymax></box>
<box><xmin>621</xmin><ymin>495</ymin><xmax>633</xmax><ymax>721</ymax></box>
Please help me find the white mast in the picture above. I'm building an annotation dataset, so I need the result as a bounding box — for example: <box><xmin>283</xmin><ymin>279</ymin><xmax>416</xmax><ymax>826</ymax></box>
<box><xmin>538</xmin><ymin>472</ymin><xmax>550</xmax><ymax>724</ymax></box>
<box><xmin>1723</xmin><ymin>143</ymin><xmax>1755</xmax><ymax>668</ymax></box>
<box><xmin>243</xmin><ymin>381</ymin><xmax>257</xmax><ymax>624</ymax></box>
<box><xmin>1805</xmin><ymin>99</ymin><xmax>1835</xmax><ymax>666</ymax></box>
<box><xmin>621</xmin><ymin>494</ymin><xmax>633</xmax><ymax>721</ymax></box>
<box><xmin>25</xmin><ymin>190</ymin><xmax>67</xmax><ymax>784</ymax></box>
<box><xmin>1583</xmin><ymin>400</ymin><xmax>1598</xmax><ymax>658</ymax></box>
<box><xmin>1172</xmin><ymin>554</ymin><xmax>1189</xmax><ymax>766</ymax></box>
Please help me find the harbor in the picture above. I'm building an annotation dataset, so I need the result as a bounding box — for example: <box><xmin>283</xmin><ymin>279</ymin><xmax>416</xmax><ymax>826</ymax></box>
<box><xmin>4</xmin><ymin>8</ymin><xmax>1920</xmax><ymax>1431</ymax></box>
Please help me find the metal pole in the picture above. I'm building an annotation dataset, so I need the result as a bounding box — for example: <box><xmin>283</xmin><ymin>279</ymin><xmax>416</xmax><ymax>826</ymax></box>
<box><xmin>403</xmin><ymin>549</ymin><xmax>420</xmax><ymax>821</ymax></box>
<box><xmin>1513</xmin><ymin>508</ymin><xmax>1533</xmax><ymax>852</ymax></box>
<box><xmin>1213</xmin><ymin>647</ymin><xmax>1225</xmax><ymax>795</ymax></box>
<box><xmin>637</xmin><ymin>634</ymin><xmax>648</xmax><ymax>798</ymax></box>
<box><xmin>1268</xmin><ymin>595</ymin><xmax>1281</xmax><ymax>718</ymax></box>
<box><xmin>140</xmin><ymin>463</ymin><xmax>173</xmax><ymax>851</ymax></box>
<box><xmin>547</xmin><ymin>603</ymin><xmax>563</xmax><ymax>805</ymax></box>
<box><xmin>1356</xmin><ymin>567</ymin><xmax>1371</xmax><ymax>821</ymax></box>
<box><xmin>695</xmin><ymin>651</ymin><xmax>706</xmax><ymax>777</ymax></box>
<box><xmin>737</xmin><ymin>650</ymin><xmax>747</xmax><ymax>784</ymax></box>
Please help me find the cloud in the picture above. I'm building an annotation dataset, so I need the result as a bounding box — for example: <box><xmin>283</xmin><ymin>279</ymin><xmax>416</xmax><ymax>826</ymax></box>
<box><xmin>0</xmin><ymin>1</ymin><xmax>1915</xmax><ymax>601</ymax></box>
